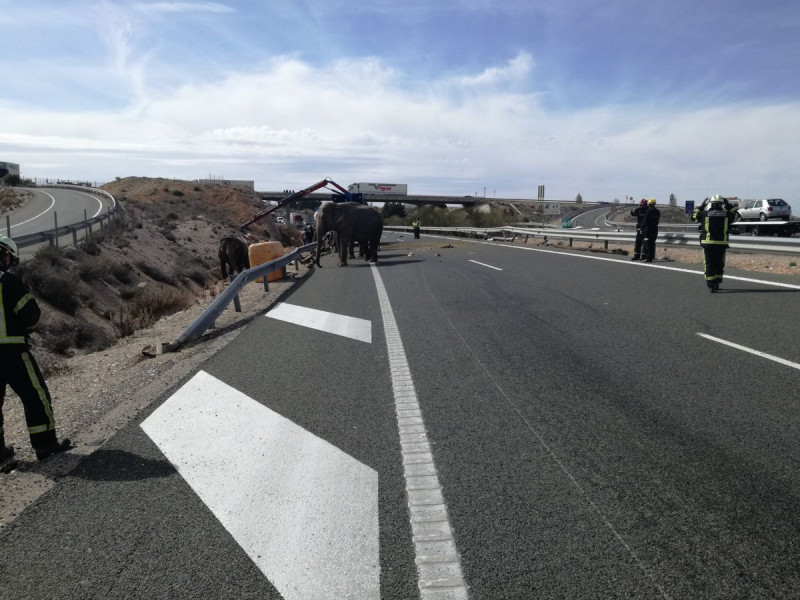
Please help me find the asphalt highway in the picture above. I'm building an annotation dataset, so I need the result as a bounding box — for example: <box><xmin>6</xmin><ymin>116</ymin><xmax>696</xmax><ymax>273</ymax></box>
<box><xmin>5</xmin><ymin>187</ymin><xmax>112</xmax><ymax>238</ymax></box>
<box><xmin>1</xmin><ymin>232</ymin><xmax>799</xmax><ymax>599</ymax></box>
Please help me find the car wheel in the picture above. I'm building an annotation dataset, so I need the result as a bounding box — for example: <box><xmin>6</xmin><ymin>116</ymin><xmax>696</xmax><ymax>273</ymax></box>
<box><xmin>759</xmin><ymin>213</ymin><xmax>768</xmax><ymax>221</ymax></box>
<box><xmin>750</xmin><ymin>226</ymin><xmax>760</xmax><ymax>236</ymax></box>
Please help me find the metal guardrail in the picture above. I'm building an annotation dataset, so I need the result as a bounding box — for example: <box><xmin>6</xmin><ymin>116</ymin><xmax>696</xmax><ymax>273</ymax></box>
<box><xmin>164</xmin><ymin>242</ymin><xmax>316</xmax><ymax>352</ymax></box>
<box><xmin>385</xmin><ymin>225</ymin><xmax>800</xmax><ymax>255</ymax></box>
<box><xmin>6</xmin><ymin>185</ymin><xmax>120</xmax><ymax>250</ymax></box>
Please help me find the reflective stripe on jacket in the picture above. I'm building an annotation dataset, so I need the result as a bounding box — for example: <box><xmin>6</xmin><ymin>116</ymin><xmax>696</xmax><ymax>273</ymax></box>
<box><xmin>692</xmin><ymin>207</ymin><xmax>738</xmax><ymax>246</ymax></box>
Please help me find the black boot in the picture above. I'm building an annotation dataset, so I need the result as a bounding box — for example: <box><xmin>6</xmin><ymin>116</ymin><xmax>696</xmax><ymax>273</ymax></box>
<box><xmin>35</xmin><ymin>438</ymin><xmax>73</xmax><ymax>461</ymax></box>
<box><xmin>0</xmin><ymin>441</ymin><xmax>14</xmax><ymax>463</ymax></box>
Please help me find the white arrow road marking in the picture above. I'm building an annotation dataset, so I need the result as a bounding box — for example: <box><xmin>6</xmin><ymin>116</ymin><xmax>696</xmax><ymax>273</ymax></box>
<box><xmin>266</xmin><ymin>302</ymin><xmax>372</xmax><ymax>343</ymax></box>
<box><xmin>141</xmin><ymin>371</ymin><xmax>379</xmax><ymax>600</ymax></box>
<box><xmin>698</xmin><ymin>333</ymin><xmax>800</xmax><ymax>371</ymax></box>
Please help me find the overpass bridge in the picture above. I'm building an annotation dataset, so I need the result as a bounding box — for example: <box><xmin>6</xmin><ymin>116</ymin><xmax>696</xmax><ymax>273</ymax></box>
<box><xmin>256</xmin><ymin>191</ymin><xmax>590</xmax><ymax>208</ymax></box>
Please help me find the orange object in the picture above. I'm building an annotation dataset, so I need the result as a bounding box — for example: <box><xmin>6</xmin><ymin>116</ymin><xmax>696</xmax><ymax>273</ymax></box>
<box><xmin>248</xmin><ymin>242</ymin><xmax>284</xmax><ymax>282</ymax></box>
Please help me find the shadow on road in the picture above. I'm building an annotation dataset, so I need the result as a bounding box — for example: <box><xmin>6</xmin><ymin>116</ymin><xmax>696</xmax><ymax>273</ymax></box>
<box><xmin>66</xmin><ymin>449</ymin><xmax>176</xmax><ymax>481</ymax></box>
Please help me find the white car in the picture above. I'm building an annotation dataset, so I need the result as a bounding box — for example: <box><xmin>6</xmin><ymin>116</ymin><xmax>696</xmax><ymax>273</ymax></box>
<box><xmin>738</xmin><ymin>198</ymin><xmax>791</xmax><ymax>221</ymax></box>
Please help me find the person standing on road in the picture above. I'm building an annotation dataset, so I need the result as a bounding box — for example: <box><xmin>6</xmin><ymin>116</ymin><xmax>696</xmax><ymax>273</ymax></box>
<box><xmin>630</xmin><ymin>199</ymin><xmax>648</xmax><ymax>260</ymax></box>
<box><xmin>412</xmin><ymin>218</ymin><xmax>421</xmax><ymax>239</ymax></box>
<box><xmin>641</xmin><ymin>198</ymin><xmax>661</xmax><ymax>262</ymax></box>
<box><xmin>692</xmin><ymin>195</ymin><xmax>739</xmax><ymax>292</ymax></box>
<box><xmin>0</xmin><ymin>235</ymin><xmax>72</xmax><ymax>462</ymax></box>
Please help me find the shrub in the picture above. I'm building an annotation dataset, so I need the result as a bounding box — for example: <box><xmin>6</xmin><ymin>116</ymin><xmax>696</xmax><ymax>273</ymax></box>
<box><xmin>136</xmin><ymin>261</ymin><xmax>176</xmax><ymax>285</ymax></box>
<box><xmin>172</xmin><ymin>190</ymin><xmax>184</xmax><ymax>197</ymax></box>
<box><xmin>40</xmin><ymin>317</ymin><xmax>113</xmax><ymax>355</ymax></box>
<box><xmin>79</xmin><ymin>235</ymin><xmax>103</xmax><ymax>256</ymax></box>
<box><xmin>74</xmin><ymin>320</ymin><xmax>114</xmax><ymax>351</ymax></box>
<box><xmin>119</xmin><ymin>285</ymin><xmax>139</xmax><ymax>300</ymax></box>
<box><xmin>116</xmin><ymin>287</ymin><xmax>192</xmax><ymax>336</ymax></box>
<box><xmin>78</xmin><ymin>257</ymin><xmax>112</xmax><ymax>282</ymax></box>
<box><xmin>110</xmin><ymin>261</ymin><xmax>136</xmax><ymax>284</ymax></box>
<box><xmin>15</xmin><ymin>248</ymin><xmax>80</xmax><ymax>315</ymax></box>
<box><xmin>177</xmin><ymin>257</ymin><xmax>209</xmax><ymax>286</ymax></box>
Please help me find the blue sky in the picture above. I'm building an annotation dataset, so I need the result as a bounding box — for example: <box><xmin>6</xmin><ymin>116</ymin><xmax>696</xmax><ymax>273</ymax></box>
<box><xmin>1</xmin><ymin>0</ymin><xmax>799</xmax><ymax>202</ymax></box>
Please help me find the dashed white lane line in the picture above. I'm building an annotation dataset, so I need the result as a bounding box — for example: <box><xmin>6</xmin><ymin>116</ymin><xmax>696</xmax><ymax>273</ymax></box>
<box><xmin>266</xmin><ymin>302</ymin><xmax>372</xmax><ymax>342</ymax></box>
<box><xmin>370</xmin><ymin>264</ymin><xmax>469</xmax><ymax>600</ymax></box>
<box><xmin>469</xmin><ymin>259</ymin><xmax>503</xmax><ymax>271</ymax></box>
<box><xmin>698</xmin><ymin>334</ymin><xmax>800</xmax><ymax>371</ymax></box>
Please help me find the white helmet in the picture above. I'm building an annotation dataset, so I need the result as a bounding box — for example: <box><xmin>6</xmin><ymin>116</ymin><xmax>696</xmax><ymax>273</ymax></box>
<box><xmin>0</xmin><ymin>235</ymin><xmax>19</xmax><ymax>267</ymax></box>
<box><xmin>709</xmin><ymin>194</ymin><xmax>725</xmax><ymax>208</ymax></box>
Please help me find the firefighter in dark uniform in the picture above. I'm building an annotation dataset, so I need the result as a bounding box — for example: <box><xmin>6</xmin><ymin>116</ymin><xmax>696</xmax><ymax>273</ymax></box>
<box><xmin>692</xmin><ymin>195</ymin><xmax>739</xmax><ymax>292</ymax></box>
<box><xmin>641</xmin><ymin>198</ymin><xmax>661</xmax><ymax>262</ymax></box>
<box><xmin>0</xmin><ymin>235</ymin><xmax>72</xmax><ymax>462</ymax></box>
<box><xmin>630</xmin><ymin>198</ymin><xmax>648</xmax><ymax>260</ymax></box>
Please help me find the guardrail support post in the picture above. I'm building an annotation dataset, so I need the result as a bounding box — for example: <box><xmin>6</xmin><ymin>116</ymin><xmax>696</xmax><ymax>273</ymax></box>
<box><xmin>569</xmin><ymin>237</ymin><xmax>573</xmax><ymax>247</ymax></box>
<box><xmin>230</xmin><ymin>275</ymin><xmax>242</xmax><ymax>312</ymax></box>
<box><xmin>604</xmin><ymin>240</ymin><xmax>609</xmax><ymax>250</ymax></box>
<box><xmin>263</xmin><ymin>277</ymin><xmax>269</xmax><ymax>292</ymax></box>
<box><xmin>72</xmin><ymin>229</ymin><xmax>78</xmax><ymax>246</ymax></box>
<box><xmin>54</xmin><ymin>212</ymin><xmax>59</xmax><ymax>249</ymax></box>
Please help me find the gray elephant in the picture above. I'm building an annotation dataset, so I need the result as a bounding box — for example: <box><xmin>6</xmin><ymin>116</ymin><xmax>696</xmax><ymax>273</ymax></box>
<box><xmin>315</xmin><ymin>202</ymin><xmax>383</xmax><ymax>267</ymax></box>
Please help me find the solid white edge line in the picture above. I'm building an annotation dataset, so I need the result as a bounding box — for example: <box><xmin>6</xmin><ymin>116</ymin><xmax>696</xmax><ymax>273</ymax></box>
<box><xmin>9</xmin><ymin>191</ymin><xmax>57</xmax><ymax>229</ymax></box>
<box><xmin>468</xmin><ymin>260</ymin><xmax>503</xmax><ymax>271</ymax></box>
<box><xmin>420</xmin><ymin>233</ymin><xmax>800</xmax><ymax>290</ymax></box>
<box><xmin>370</xmin><ymin>264</ymin><xmax>469</xmax><ymax>599</ymax></box>
<box><xmin>697</xmin><ymin>333</ymin><xmax>800</xmax><ymax>371</ymax></box>
<box><xmin>76</xmin><ymin>190</ymin><xmax>106</xmax><ymax>218</ymax></box>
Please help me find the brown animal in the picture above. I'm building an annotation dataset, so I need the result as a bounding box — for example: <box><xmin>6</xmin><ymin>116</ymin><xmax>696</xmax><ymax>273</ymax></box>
<box><xmin>218</xmin><ymin>235</ymin><xmax>251</xmax><ymax>278</ymax></box>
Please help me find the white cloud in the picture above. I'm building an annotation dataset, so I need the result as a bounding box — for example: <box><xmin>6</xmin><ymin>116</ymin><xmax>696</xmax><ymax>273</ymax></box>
<box><xmin>2</xmin><ymin>54</ymin><xmax>800</xmax><ymax>200</ymax></box>
<box><xmin>456</xmin><ymin>52</ymin><xmax>534</xmax><ymax>87</ymax></box>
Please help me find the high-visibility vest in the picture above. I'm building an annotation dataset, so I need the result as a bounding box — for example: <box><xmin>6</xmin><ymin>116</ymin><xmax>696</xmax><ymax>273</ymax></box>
<box><xmin>696</xmin><ymin>208</ymin><xmax>734</xmax><ymax>245</ymax></box>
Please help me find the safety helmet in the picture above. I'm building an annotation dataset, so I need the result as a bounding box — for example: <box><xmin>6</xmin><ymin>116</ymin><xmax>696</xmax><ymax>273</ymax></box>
<box><xmin>709</xmin><ymin>194</ymin><xmax>724</xmax><ymax>208</ymax></box>
<box><xmin>647</xmin><ymin>198</ymin><xmax>656</xmax><ymax>205</ymax></box>
<box><xmin>0</xmin><ymin>235</ymin><xmax>19</xmax><ymax>267</ymax></box>
<box><xmin>640</xmin><ymin>198</ymin><xmax>647</xmax><ymax>205</ymax></box>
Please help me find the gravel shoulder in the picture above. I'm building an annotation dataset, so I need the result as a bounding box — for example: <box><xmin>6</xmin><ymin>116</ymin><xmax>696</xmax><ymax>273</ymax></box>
<box><xmin>0</xmin><ymin>266</ymin><xmax>309</xmax><ymax>528</ymax></box>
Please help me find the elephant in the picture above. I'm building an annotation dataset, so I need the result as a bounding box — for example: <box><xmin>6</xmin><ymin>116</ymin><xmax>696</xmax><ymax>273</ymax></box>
<box><xmin>314</xmin><ymin>202</ymin><xmax>383</xmax><ymax>267</ymax></box>
<box><xmin>218</xmin><ymin>235</ymin><xmax>251</xmax><ymax>278</ymax></box>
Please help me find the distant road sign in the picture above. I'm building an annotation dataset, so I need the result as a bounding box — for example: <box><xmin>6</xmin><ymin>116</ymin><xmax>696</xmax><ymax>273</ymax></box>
<box><xmin>543</xmin><ymin>202</ymin><xmax>561</xmax><ymax>216</ymax></box>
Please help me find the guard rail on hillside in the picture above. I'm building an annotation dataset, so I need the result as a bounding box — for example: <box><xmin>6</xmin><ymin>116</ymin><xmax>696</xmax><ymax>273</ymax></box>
<box><xmin>164</xmin><ymin>242</ymin><xmax>315</xmax><ymax>353</ymax></box>
<box><xmin>385</xmin><ymin>225</ymin><xmax>800</xmax><ymax>255</ymax></box>
<box><xmin>7</xmin><ymin>185</ymin><xmax>121</xmax><ymax>250</ymax></box>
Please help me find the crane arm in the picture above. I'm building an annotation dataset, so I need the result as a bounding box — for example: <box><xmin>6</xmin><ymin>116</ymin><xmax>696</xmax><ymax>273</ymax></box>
<box><xmin>240</xmin><ymin>178</ymin><xmax>353</xmax><ymax>230</ymax></box>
